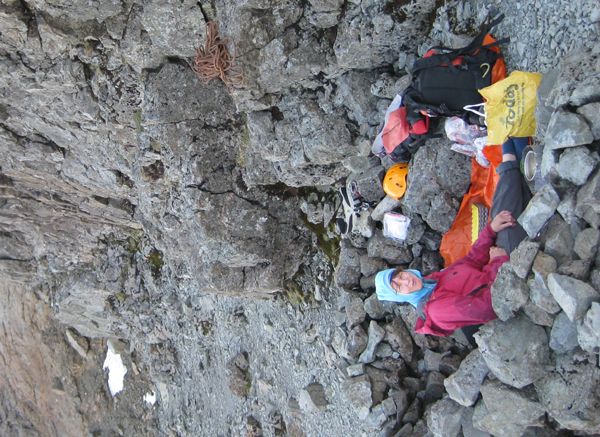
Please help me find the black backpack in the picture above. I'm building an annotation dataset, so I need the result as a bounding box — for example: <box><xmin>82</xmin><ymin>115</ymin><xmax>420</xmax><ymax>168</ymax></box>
<box><xmin>404</xmin><ymin>14</ymin><xmax>509</xmax><ymax>125</ymax></box>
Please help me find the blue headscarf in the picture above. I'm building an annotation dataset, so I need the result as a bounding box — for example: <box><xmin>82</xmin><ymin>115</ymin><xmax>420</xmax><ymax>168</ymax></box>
<box><xmin>375</xmin><ymin>269</ymin><xmax>436</xmax><ymax>308</ymax></box>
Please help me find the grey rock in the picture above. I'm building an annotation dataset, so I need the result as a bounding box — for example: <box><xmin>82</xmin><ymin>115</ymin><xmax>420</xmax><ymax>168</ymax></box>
<box><xmin>344</xmin><ymin>374</ymin><xmax>373</xmax><ymax>420</ymax></box>
<box><xmin>491</xmin><ymin>263</ymin><xmax>529</xmax><ymax>321</ymax></box>
<box><xmin>574</xmin><ymin>227</ymin><xmax>600</xmax><ymax>261</ymax></box>
<box><xmin>347</xmin><ymin>325</ymin><xmax>369</xmax><ymax>359</ymax></box>
<box><xmin>557</xmin><ymin>259</ymin><xmax>591</xmax><ymax>281</ymax></box>
<box><xmin>370</xmin><ymin>73</ymin><xmax>400</xmax><ymax>99</ymax></box>
<box><xmin>425</xmin><ymin>191</ymin><xmax>462</xmax><ymax>234</ymax></box>
<box><xmin>577</xmin><ymin>102</ymin><xmax>600</xmax><ymax>140</ymax></box>
<box><xmin>360</xmin><ymin>254</ymin><xmax>388</xmax><ymax>277</ymax></box>
<box><xmin>360</xmin><ymin>274</ymin><xmax>377</xmax><ymax>291</ymax></box>
<box><xmin>364</xmin><ymin>294</ymin><xmax>386</xmax><ymax>320</ymax></box>
<box><xmin>518</xmin><ymin>184</ymin><xmax>560</xmax><ymax>239</ymax></box>
<box><xmin>346</xmin><ymin>363</ymin><xmax>365</xmax><ymax>377</ymax></box>
<box><xmin>510</xmin><ymin>241</ymin><xmax>540</xmax><ymax>279</ymax></box>
<box><xmin>545</xmin><ymin>108</ymin><xmax>594</xmax><ymax>150</ymax></box>
<box><xmin>444</xmin><ymin>349</ymin><xmax>490</xmax><ymax>407</ymax></box>
<box><xmin>423</xmin><ymin>350</ymin><xmax>448</xmax><ymax>373</ymax></box>
<box><xmin>461</xmin><ymin>407</ymin><xmax>491</xmax><ymax>437</ymax></box>
<box><xmin>420</xmin><ymin>231</ymin><xmax>443</xmax><ymax>251</ymax></box>
<box><xmin>547</xmin><ymin>273</ymin><xmax>600</xmax><ymax>322</ymax></box>
<box><xmin>65</xmin><ymin>329</ymin><xmax>89</xmax><ymax>359</ymax></box>
<box><xmin>557</xmin><ymin>190</ymin><xmax>578</xmax><ymax>224</ymax></box>
<box><xmin>384</xmin><ymin>318</ymin><xmax>413</xmax><ymax>362</ymax></box>
<box><xmin>375</xmin><ymin>342</ymin><xmax>394</xmax><ymax>359</ymax></box>
<box><xmin>534</xmin><ymin>349</ymin><xmax>600</xmax><ymax>431</ymax></box>
<box><xmin>390</xmin><ymin>388</ymin><xmax>410</xmax><ymax>419</ymax></box>
<box><xmin>393</xmin><ymin>423</ymin><xmax>413</xmax><ymax>437</ymax></box>
<box><xmin>402</xmin><ymin>140</ymin><xmax>471</xmax><ymax>230</ymax></box>
<box><xmin>424</xmin><ymin>371</ymin><xmax>446</xmax><ymax>405</ymax></box>
<box><xmin>540</xmin><ymin>215</ymin><xmax>575</xmax><ymax>264</ymax></box>
<box><xmin>477</xmin><ymin>380</ymin><xmax>545</xmax><ymax>437</ymax></box>
<box><xmin>549</xmin><ymin>311</ymin><xmax>580</xmax><ymax>353</ymax></box>
<box><xmin>421</xmin><ymin>250</ymin><xmax>445</xmax><ymax>277</ymax></box>
<box><xmin>367</xmin><ymin>230</ymin><xmax>413</xmax><ymax>265</ymax></box>
<box><xmin>541</xmin><ymin>146</ymin><xmax>560</xmax><ymax>181</ymax></box>
<box><xmin>578</xmin><ymin>302</ymin><xmax>600</xmax><ymax>354</ymax></box>
<box><xmin>355</xmin><ymin>209</ymin><xmax>376</xmax><ymax>239</ymax></box>
<box><xmin>529</xmin><ymin>252</ymin><xmax>560</xmax><ymax>313</ymax></box>
<box><xmin>591</xmin><ymin>268</ymin><xmax>600</xmax><ymax>292</ymax></box>
<box><xmin>362</xmin><ymin>404</ymin><xmax>388</xmax><ymax>431</ymax></box>
<box><xmin>475</xmin><ymin>313</ymin><xmax>550</xmax><ymax>389</ymax></box>
<box><xmin>547</xmin><ymin>46</ymin><xmax>600</xmax><ymax>108</ymax></box>
<box><xmin>299</xmin><ymin>382</ymin><xmax>329</xmax><ymax>413</ymax></box>
<box><xmin>372</xmin><ymin>196</ymin><xmax>402</xmax><ymax>222</ymax></box>
<box><xmin>346</xmin><ymin>298</ymin><xmax>366</xmax><ymax>330</ymax></box>
<box><xmin>557</xmin><ymin>146</ymin><xmax>598</xmax><ymax>185</ymax></box>
<box><xmin>401</xmin><ymin>398</ymin><xmax>421</xmax><ymax>424</ymax></box>
<box><xmin>426</xmin><ymin>398</ymin><xmax>465</xmax><ymax>437</ymax></box>
<box><xmin>404</xmin><ymin>214</ymin><xmax>426</xmax><ymax>246</ymax></box>
<box><xmin>332</xmin><ymin>327</ymin><xmax>350</xmax><ymax>359</ymax></box>
<box><xmin>358</xmin><ymin>321</ymin><xmax>386</xmax><ymax>364</ymax></box>
<box><xmin>522</xmin><ymin>302</ymin><xmax>556</xmax><ymax>327</ymax></box>
<box><xmin>439</xmin><ymin>355</ymin><xmax>463</xmax><ymax>377</ymax></box>
<box><xmin>575</xmin><ymin>168</ymin><xmax>600</xmax><ymax>228</ymax></box>
<box><xmin>350</xmin><ymin>166</ymin><xmax>386</xmax><ymax>204</ymax></box>
<box><xmin>535</xmin><ymin>69</ymin><xmax>560</xmax><ymax>140</ymax></box>
<box><xmin>334</xmin><ymin>244</ymin><xmax>364</xmax><ymax>289</ymax></box>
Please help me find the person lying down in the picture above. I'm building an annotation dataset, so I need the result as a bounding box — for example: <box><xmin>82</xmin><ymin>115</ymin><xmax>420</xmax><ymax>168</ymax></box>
<box><xmin>376</xmin><ymin>137</ymin><xmax>532</xmax><ymax>337</ymax></box>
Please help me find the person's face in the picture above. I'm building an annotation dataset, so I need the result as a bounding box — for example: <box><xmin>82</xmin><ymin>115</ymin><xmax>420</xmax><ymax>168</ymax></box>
<box><xmin>391</xmin><ymin>271</ymin><xmax>423</xmax><ymax>295</ymax></box>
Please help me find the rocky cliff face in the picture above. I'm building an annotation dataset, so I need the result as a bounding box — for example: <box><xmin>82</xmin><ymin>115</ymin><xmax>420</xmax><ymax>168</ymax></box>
<box><xmin>1</xmin><ymin>0</ymin><xmax>600</xmax><ymax>435</ymax></box>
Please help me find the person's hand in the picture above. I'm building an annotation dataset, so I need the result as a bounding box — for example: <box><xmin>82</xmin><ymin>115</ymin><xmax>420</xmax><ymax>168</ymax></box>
<box><xmin>490</xmin><ymin>210</ymin><xmax>515</xmax><ymax>233</ymax></box>
<box><xmin>489</xmin><ymin>246</ymin><xmax>508</xmax><ymax>260</ymax></box>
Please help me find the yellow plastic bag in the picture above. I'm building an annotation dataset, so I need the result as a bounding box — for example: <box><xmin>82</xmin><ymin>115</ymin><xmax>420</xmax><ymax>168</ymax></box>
<box><xmin>479</xmin><ymin>71</ymin><xmax>542</xmax><ymax>145</ymax></box>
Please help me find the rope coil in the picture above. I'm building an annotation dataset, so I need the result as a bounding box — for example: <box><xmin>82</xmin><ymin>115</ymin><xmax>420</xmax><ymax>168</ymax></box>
<box><xmin>191</xmin><ymin>22</ymin><xmax>245</xmax><ymax>94</ymax></box>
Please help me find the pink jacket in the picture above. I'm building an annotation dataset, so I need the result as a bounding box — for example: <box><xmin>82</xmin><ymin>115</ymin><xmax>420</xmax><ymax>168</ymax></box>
<box><xmin>415</xmin><ymin>223</ymin><xmax>509</xmax><ymax>336</ymax></box>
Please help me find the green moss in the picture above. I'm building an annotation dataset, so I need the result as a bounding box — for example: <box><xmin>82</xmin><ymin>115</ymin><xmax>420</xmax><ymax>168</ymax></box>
<box><xmin>147</xmin><ymin>248</ymin><xmax>164</xmax><ymax>279</ymax></box>
<box><xmin>133</xmin><ymin>109</ymin><xmax>143</xmax><ymax>133</ymax></box>
<box><xmin>284</xmin><ymin>280</ymin><xmax>306</xmax><ymax>305</ymax></box>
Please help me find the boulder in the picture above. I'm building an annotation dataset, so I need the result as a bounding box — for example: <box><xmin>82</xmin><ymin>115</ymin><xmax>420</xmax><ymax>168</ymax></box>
<box><xmin>539</xmin><ymin>215</ymin><xmax>575</xmax><ymax>264</ymax></box>
<box><xmin>350</xmin><ymin>166</ymin><xmax>386</xmax><ymax>204</ymax></box>
<box><xmin>547</xmin><ymin>273</ymin><xmax>600</xmax><ymax>322</ymax></box>
<box><xmin>359</xmin><ymin>254</ymin><xmax>387</xmax><ymax>277</ymax></box>
<box><xmin>366</xmin><ymin>230</ymin><xmax>413</xmax><ymax>265</ymax></box>
<box><xmin>522</xmin><ymin>302</ymin><xmax>556</xmax><ymax>327</ymax></box>
<box><xmin>364</xmin><ymin>294</ymin><xmax>385</xmax><ymax>320</ymax></box>
<box><xmin>358</xmin><ymin>321</ymin><xmax>386</xmax><ymax>364</ymax></box>
<box><xmin>547</xmin><ymin>46</ymin><xmax>600</xmax><ymax>108</ymax></box>
<box><xmin>545</xmin><ymin>108</ymin><xmax>594</xmax><ymax>150</ymax></box>
<box><xmin>347</xmin><ymin>325</ymin><xmax>369</xmax><ymax>359</ymax></box>
<box><xmin>444</xmin><ymin>349</ymin><xmax>490</xmax><ymax>407</ymax></box>
<box><xmin>574</xmin><ymin>227</ymin><xmax>600</xmax><ymax>261</ymax></box>
<box><xmin>371</xmin><ymin>195</ymin><xmax>401</xmax><ymax>222</ymax></box>
<box><xmin>534</xmin><ymin>349</ymin><xmax>600</xmax><ymax>431</ymax></box>
<box><xmin>529</xmin><ymin>252</ymin><xmax>561</xmax><ymax>314</ymax></box>
<box><xmin>423</xmin><ymin>371</ymin><xmax>445</xmax><ymax>405</ymax></box>
<box><xmin>518</xmin><ymin>185</ymin><xmax>560</xmax><ymax>239</ymax></box>
<box><xmin>344</xmin><ymin>374</ymin><xmax>372</xmax><ymax>420</ymax></box>
<box><xmin>549</xmin><ymin>311</ymin><xmax>580</xmax><ymax>353</ymax></box>
<box><xmin>491</xmin><ymin>264</ymin><xmax>529</xmax><ymax>321</ymax></box>
<box><xmin>402</xmin><ymin>398</ymin><xmax>421</xmax><ymax>424</ymax></box>
<box><xmin>577</xmin><ymin>102</ymin><xmax>600</xmax><ymax>140</ymax></box>
<box><xmin>461</xmin><ymin>407</ymin><xmax>491</xmax><ymax>437</ymax></box>
<box><xmin>557</xmin><ymin>146</ymin><xmax>598</xmax><ymax>185</ymax></box>
<box><xmin>346</xmin><ymin>298</ymin><xmax>366</xmax><ymax>329</ymax></box>
<box><xmin>476</xmin><ymin>380</ymin><xmax>545</xmax><ymax>437</ymax></box>
<box><xmin>384</xmin><ymin>318</ymin><xmax>413</xmax><ymax>362</ymax></box>
<box><xmin>334</xmin><ymin>244</ymin><xmax>364</xmax><ymax>288</ymax></box>
<box><xmin>557</xmin><ymin>259</ymin><xmax>591</xmax><ymax>281</ymax></box>
<box><xmin>578</xmin><ymin>302</ymin><xmax>600</xmax><ymax>354</ymax></box>
<box><xmin>575</xmin><ymin>168</ymin><xmax>600</xmax><ymax>228</ymax></box>
<box><xmin>510</xmin><ymin>241</ymin><xmax>540</xmax><ymax>279</ymax></box>
<box><xmin>474</xmin><ymin>313</ymin><xmax>550</xmax><ymax>388</ymax></box>
<box><xmin>426</xmin><ymin>398</ymin><xmax>465</xmax><ymax>437</ymax></box>
<box><xmin>298</xmin><ymin>382</ymin><xmax>329</xmax><ymax>413</ymax></box>
<box><xmin>423</xmin><ymin>350</ymin><xmax>449</xmax><ymax>373</ymax></box>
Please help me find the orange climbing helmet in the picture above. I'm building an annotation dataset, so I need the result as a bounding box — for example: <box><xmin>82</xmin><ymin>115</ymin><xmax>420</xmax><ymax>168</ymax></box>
<box><xmin>383</xmin><ymin>163</ymin><xmax>409</xmax><ymax>199</ymax></box>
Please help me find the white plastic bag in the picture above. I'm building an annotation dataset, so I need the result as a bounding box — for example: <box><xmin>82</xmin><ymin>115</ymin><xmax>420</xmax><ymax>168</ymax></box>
<box><xmin>451</xmin><ymin>137</ymin><xmax>490</xmax><ymax>168</ymax></box>
<box><xmin>444</xmin><ymin>117</ymin><xmax>487</xmax><ymax>145</ymax></box>
<box><xmin>383</xmin><ymin>212</ymin><xmax>411</xmax><ymax>242</ymax></box>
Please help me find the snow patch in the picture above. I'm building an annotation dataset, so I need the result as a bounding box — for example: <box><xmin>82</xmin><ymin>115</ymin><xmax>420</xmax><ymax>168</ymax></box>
<box><xmin>144</xmin><ymin>391</ymin><xmax>156</xmax><ymax>405</ymax></box>
<box><xmin>103</xmin><ymin>348</ymin><xmax>127</xmax><ymax>396</ymax></box>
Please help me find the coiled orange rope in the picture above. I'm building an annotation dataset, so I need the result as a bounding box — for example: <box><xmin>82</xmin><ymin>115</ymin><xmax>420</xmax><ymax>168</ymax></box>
<box><xmin>191</xmin><ymin>22</ymin><xmax>245</xmax><ymax>94</ymax></box>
